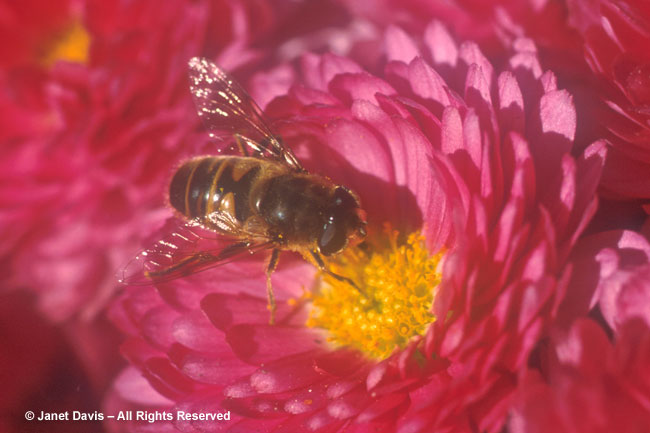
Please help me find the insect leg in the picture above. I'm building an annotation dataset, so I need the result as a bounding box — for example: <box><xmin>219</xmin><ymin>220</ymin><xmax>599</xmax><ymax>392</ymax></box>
<box><xmin>266</xmin><ymin>248</ymin><xmax>280</xmax><ymax>325</ymax></box>
<box><xmin>309</xmin><ymin>250</ymin><xmax>367</xmax><ymax>298</ymax></box>
<box><xmin>216</xmin><ymin>241</ymin><xmax>250</xmax><ymax>259</ymax></box>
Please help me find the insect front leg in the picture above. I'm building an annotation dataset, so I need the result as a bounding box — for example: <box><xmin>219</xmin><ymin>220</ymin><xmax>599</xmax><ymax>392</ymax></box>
<box><xmin>265</xmin><ymin>248</ymin><xmax>280</xmax><ymax>325</ymax></box>
<box><xmin>309</xmin><ymin>250</ymin><xmax>367</xmax><ymax>298</ymax></box>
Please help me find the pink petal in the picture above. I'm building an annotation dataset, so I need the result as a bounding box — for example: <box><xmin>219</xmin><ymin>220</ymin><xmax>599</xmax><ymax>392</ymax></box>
<box><xmin>493</xmin><ymin>198</ymin><xmax>524</xmax><ymax>263</ymax></box>
<box><xmin>517</xmin><ymin>277</ymin><xmax>554</xmax><ymax>333</ymax></box>
<box><xmin>497</xmin><ymin>71</ymin><xmax>525</xmax><ymax>134</ymax></box>
<box><xmin>530</xmin><ymin>89</ymin><xmax>576</xmax><ymax>179</ymax></box>
<box><xmin>408</xmin><ymin>57</ymin><xmax>451</xmax><ymax>108</ymax></box>
<box><xmin>313</xmin><ymin>349</ymin><xmax>368</xmax><ymax>376</ymax></box>
<box><xmin>391</xmin><ymin>117</ymin><xmax>437</xmax><ymax>225</ymax></box>
<box><xmin>121</xmin><ymin>337</ymin><xmax>166</xmax><ymax>367</ymax></box>
<box><xmin>283</xmin><ymin>382</ymin><xmax>331</xmax><ymax>414</ymax></box>
<box><xmin>540</xmin><ymin>90</ymin><xmax>576</xmax><ymax>142</ymax></box>
<box><xmin>172</xmin><ymin>311</ymin><xmax>224</xmax><ymax>353</ymax></box>
<box><xmin>327</xmin><ymin>388</ymin><xmax>368</xmax><ymax>419</ymax></box>
<box><xmin>142</xmin><ymin>357</ymin><xmax>197</xmax><ymax>399</ymax></box>
<box><xmin>300</xmin><ymin>52</ymin><xmax>364</xmax><ymax>91</ymax></box>
<box><xmin>175</xmin><ymin>349</ymin><xmax>255</xmax><ymax>386</ymax></box>
<box><xmin>540</xmin><ymin>70</ymin><xmax>557</xmax><ymax>92</ymax></box>
<box><xmin>250</xmin><ymin>64</ymin><xmax>295</xmax><ymax>109</ymax></box>
<box><xmin>356</xmin><ymin>392</ymin><xmax>408</xmax><ymax>423</ymax></box>
<box><xmin>329</xmin><ymin>72</ymin><xmax>396</xmax><ymax>106</ymax></box>
<box><xmin>521</xmin><ymin>241</ymin><xmax>548</xmax><ymax>283</ymax></box>
<box><xmin>114</xmin><ymin>366</ymin><xmax>174</xmax><ymax>406</ymax></box>
<box><xmin>548</xmin><ymin>154</ymin><xmax>577</xmax><ymax>238</ymax></box>
<box><xmin>141</xmin><ymin>305</ymin><xmax>181</xmax><ymax>350</ymax></box>
<box><xmin>441</xmin><ymin>106</ymin><xmax>463</xmax><ymax>154</ymax></box>
<box><xmin>603</xmin><ymin>265</ymin><xmax>650</xmax><ymax>332</ymax></box>
<box><xmin>465</xmin><ymin>63</ymin><xmax>493</xmax><ymax>109</ymax></box>
<box><xmin>509</xmin><ymin>52</ymin><xmax>543</xmax><ymax>80</ymax></box>
<box><xmin>250</xmin><ymin>351</ymin><xmax>325</xmax><ymax>393</ymax></box>
<box><xmin>459</xmin><ymin>41</ymin><xmax>494</xmax><ymax>88</ymax></box>
<box><xmin>384</xmin><ymin>59</ymin><xmax>411</xmax><ymax>94</ymax></box>
<box><xmin>366</xmin><ymin>360</ymin><xmax>388</xmax><ymax>390</ymax></box>
<box><xmin>325</xmin><ymin>115</ymin><xmax>394</xmax><ymax>183</ymax></box>
<box><xmin>226</xmin><ymin>324</ymin><xmax>327</xmax><ymax>364</ymax></box>
<box><xmin>326</xmin><ymin>378</ymin><xmax>363</xmax><ymax>399</ymax></box>
<box><xmin>421</xmin><ymin>155</ymin><xmax>457</xmax><ymax>250</ymax></box>
<box><xmin>462</xmin><ymin>108</ymin><xmax>483</xmax><ymax>169</ymax></box>
<box><xmin>566</xmin><ymin>140</ymin><xmax>606</xmax><ymax>247</ymax></box>
<box><xmin>202</xmin><ymin>293</ymin><xmax>270</xmax><ymax>331</ymax></box>
<box><xmin>554</xmin><ymin>319</ymin><xmax>611</xmax><ymax>375</ymax></box>
<box><xmin>320</xmin><ymin>53</ymin><xmax>365</xmax><ymax>85</ymax></box>
<box><xmin>385</xmin><ymin>25</ymin><xmax>421</xmax><ymax>63</ymax></box>
<box><xmin>513</xmin><ymin>38</ymin><xmax>537</xmax><ymax>53</ymax></box>
<box><xmin>424</xmin><ymin>21</ymin><xmax>458</xmax><ymax>68</ymax></box>
<box><xmin>289</xmin><ymin>84</ymin><xmax>341</xmax><ymax>106</ymax></box>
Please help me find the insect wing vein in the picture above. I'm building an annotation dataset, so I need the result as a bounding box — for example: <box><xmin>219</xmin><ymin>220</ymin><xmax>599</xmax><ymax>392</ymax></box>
<box><xmin>188</xmin><ymin>57</ymin><xmax>304</xmax><ymax>171</ymax></box>
<box><xmin>119</xmin><ymin>220</ymin><xmax>269</xmax><ymax>286</ymax></box>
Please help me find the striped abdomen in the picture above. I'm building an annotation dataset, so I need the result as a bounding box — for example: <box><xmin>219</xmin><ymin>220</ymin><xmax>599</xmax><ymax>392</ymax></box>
<box><xmin>169</xmin><ymin>156</ymin><xmax>265</xmax><ymax>228</ymax></box>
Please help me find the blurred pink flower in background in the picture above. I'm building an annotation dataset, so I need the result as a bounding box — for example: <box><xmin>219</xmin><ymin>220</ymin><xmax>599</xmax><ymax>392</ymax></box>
<box><xmin>106</xmin><ymin>20</ymin><xmax>606</xmax><ymax>432</ymax></box>
<box><xmin>0</xmin><ymin>1</ymin><xmax>217</xmax><ymax>430</ymax></box>
<box><xmin>565</xmin><ymin>0</ymin><xmax>650</xmax><ymax>200</ymax></box>
<box><xmin>1</xmin><ymin>0</ymin><xmax>217</xmax><ymax>324</ymax></box>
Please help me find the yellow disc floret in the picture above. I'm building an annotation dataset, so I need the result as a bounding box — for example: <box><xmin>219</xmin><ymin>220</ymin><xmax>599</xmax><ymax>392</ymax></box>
<box><xmin>41</xmin><ymin>18</ymin><xmax>90</xmax><ymax>67</ymax></box>
<box><xmin>307</xmin><ymin>230</ymin><xmax>443</xmax><ymax>360</ymax></box>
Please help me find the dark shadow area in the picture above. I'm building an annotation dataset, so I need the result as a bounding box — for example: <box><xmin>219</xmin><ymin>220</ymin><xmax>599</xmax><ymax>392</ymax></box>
<box><xmin>1</xmin><ymin>291</ymin><xmax>110</xmax><ymax>433</ymax></box>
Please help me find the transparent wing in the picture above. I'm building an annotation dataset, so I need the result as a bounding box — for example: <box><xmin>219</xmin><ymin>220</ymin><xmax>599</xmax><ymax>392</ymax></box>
<box><xmin>119</xmin><ymin>220</ymin><xmax>273</xmax><ymax>286</ymax></box>
<box><xmin>188</xmin><ymin>57</ymin><xmax>304</xmax><ymax>171</ymax></box>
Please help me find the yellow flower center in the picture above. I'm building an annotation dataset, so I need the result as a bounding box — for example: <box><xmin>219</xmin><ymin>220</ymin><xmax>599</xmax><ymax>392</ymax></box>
<box><xmin>307</xmin><ymin>230</ymin><xmax>444</xmax><ymax>360</ymax></box>
<box><xmin>41</xmin><ymin>18</ymin><xmax>90</xmax><ymax>67</ymax></box>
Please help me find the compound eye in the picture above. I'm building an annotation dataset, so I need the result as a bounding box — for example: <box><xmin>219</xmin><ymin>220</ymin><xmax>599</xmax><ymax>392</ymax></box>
<box><xmin>333</xmin><ymin>186</ymin><xmax>358</xmax><ymax>208</ymax></box>
<box><xmin>319</xmin><ymin>218</ymin><xmax>347</xmax><ymax>256</ymax></box>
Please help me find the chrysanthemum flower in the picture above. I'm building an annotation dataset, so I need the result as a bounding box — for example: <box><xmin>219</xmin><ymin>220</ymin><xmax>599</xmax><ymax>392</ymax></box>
<box><xmin>564</xmin><ymin>0</ymin><xmax>650</xmax><ymax>199</ymax></box>
<box><xmin>510</xmin><ymin>318</ymin><xmax>650</xmax><ymax>433</ymax></box>
<box><xmin>0</xmin><ymin>0</ymin><xmax>211</xmax><ymax>322</ymax></box>
<box><xmin>108</xmin><ymin>21</ymin><xmax>605</xmax><ymax>433</ymax></box>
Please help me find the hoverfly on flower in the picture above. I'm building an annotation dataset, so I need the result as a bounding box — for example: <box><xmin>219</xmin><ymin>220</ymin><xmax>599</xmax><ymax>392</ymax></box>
<box><xmin>120</xmin><ymin>58</ymin><xmax>367</xmax><ymax>323</ymax></box>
